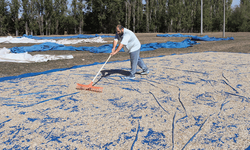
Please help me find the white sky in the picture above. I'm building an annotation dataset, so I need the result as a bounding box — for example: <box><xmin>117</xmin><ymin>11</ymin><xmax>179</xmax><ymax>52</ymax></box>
<box><xmin>231</xmin><ymin>0</ymin><xmax>241</xmax><ymax>7</ymax></box>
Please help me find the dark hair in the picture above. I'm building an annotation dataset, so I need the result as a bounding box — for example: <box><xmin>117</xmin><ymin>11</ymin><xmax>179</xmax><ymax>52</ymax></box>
<box><xmin>117</xmin><ymin>25</ymin><xmax>124</xmax><ymax>30</ymax></box>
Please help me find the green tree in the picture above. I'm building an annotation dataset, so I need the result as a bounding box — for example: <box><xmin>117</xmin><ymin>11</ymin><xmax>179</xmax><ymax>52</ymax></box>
<box><xmin>10</xmin><ymin>0</ymin><xmax>20</xmax><ymax>36</ymax></box>
<box><xmin>157</xmin><ymin>0</ymin><xmax>168</xmax><ymax>33</ymax></box>
<box><xmin>21</xmin><ymin>0</ymin><xmax>29</xmax><ymax>35</ymax></box>
<box><xmin>202</xmin><ymin>0</ymin><xmax>212</xmax><ymax>32</ymax></box>
<box><xmin>77</xmin><ymin>0</ymin><xmax>85</xmax><ymax>34</ymax></box>
<box><xmin>70</xmin><ymin>0</ymin><xmax>78</xmax><ymax>34</ymax></box>
<box><xmin>227</xmin><ymin>6</ymin><xmax>241</xmax><ymax>31</ymax></box>
<box><xmin>0</xmin><ymin>0</ymin><xmax>9</xmax><ymax>35</ymax></box>
<box><xmin>167</xmin><ymin>0</ymin><xmax>183</xmax><ymax>32</ymax></box>
<box><xmin>239</xmin><ymin>0</ymin><xmax>250</xmax><ymax>31</ymax></box>
<box><xmin>135</xmin><ymin>0</ymin><xmax>143</xmax><ymax>32</ymax></box>
<box><xmin>35</xmin><ymin>0</ymin><xmax>45</xmax><ymax>35</ymax></box>
<box><xmin>28</xmin><ymin>0</ymin><xmax>38</xmax><ymax>35</ymax></box>
<box><xmin>105</xmin><ymin>0</ymin><xmax>125</xmax><ymax>32</ymax></box>
<box><xmin>181</xmin><ymin>0</ymin><xmax>193</xmax><ymax>32</ymax></box>
<box><xmin>85</xmin><ymin>0</ymin><xmax>125</xmax><ymax>33</ymax></box>
<box><xmin>85</xmin><ymin>0</ymin><xmax>105</xmax><ymax>33</ymax></box>
<box><xmin>44</xmin><ymin>0</ymin><xmax>53</xmax><ymax>35</ymax></box>
<box><xmin>53</xmin><ymin>0</ymin><xmax>68</xmax><ymax>34</ymax></box>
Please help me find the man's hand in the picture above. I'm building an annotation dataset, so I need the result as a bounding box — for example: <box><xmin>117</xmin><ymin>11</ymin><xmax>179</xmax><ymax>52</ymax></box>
<box><xmin>111</xmin><ymin>48</ymin><xmax>116</xmax><ymax>56</ymax></box>
<box><xmin>110</xmin><ymin>50</ymin><xmax>117</xmax><ymax>56</ymax></box>
<box><xmin>111</xmin><ymin>43</ymin><xmax>123</xmax><ymax>56</ymax></box>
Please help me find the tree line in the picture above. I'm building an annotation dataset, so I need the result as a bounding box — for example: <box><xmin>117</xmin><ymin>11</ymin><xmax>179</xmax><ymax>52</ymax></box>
<box><xmin>0</xmin><ymin>0</ymin><xmax>249</xmax><ymax>36</ymax></box>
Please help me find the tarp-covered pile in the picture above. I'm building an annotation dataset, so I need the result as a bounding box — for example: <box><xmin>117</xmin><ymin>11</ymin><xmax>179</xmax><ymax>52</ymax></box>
<box><xmin>191</xmin><ymin>35</ymin><xmax>234</xmax><ymax>41</ymax></box>
<box><xmin>10</xmin><ymin>39</ymin><xmax>199</xmax><ymax>54</ymax></box>
<box><xmin>157</xmin><ymin>33</ymin><xmax>193</xmax><ymax>38</ymax></box>
<box><xmin>19</xmin><ymin>34</ymin><xmax>114</xmax><ymax>40</ymax></box>
<box><xmin>0</xmin><ymin>47</ymin><xmax>73</xmax><ymax>63</ymax></box>
<box><xmin>157</xmin><ymin>33</ymin><xmax>234</xmax><ymax>41</ymax></box>
<box><xmin>0</xmin><ymin>36</ymin><xmax>108</xmax><ymax>44</ymax></box>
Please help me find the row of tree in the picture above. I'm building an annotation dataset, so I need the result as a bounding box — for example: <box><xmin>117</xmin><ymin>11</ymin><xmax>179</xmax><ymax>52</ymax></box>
<box><xmin>0</xmin><ymin>0</ymin><xmax>249</xmax><ymax>36</ymax></box>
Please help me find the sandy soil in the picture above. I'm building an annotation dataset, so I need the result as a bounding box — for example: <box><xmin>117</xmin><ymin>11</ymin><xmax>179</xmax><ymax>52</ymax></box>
<box><xmin>0</xmin><ymin>32</ymin><xmax>249</xmax><ymax>149</ymax></box>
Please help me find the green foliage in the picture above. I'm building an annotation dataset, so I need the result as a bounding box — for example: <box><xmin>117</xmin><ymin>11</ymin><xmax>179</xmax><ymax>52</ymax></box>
<box><xmin>239</xmin><ymin>0</ymin><xmax>250</xmax><ymax>31</ymax></box>
<box><xmin>0</xmin><ymin>0</ymin><xmax>9</xmax><ymax>35</ymax></box>
<box><xmin>1</xmin><ymin>0</ymin><xmax>249</xmax><ymax>35</ymax></box>
<box><xmin>10</xmin><ymin>0</ymin><xmax>20</xmax><ymax>35</ymax></box>
<box><xmin>227</xmin><ymin>0</ymin><xmax>250</xmax><ymax>32</ymax></box>
<box><xmin>84</xmin><ymin>0</ymin><xmax>125</xmax><ymax>33</ymax></box>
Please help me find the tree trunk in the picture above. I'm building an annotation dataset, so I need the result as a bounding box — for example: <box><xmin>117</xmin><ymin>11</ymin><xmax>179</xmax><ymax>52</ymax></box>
<box><xmin>40</xmin><ymin>15</ymin><xmax>44</xmax><ymax>35</ymax></box>
<box><xmin>146</xmin><ymin>0</ymin><xmax>149</xmax><ymax>32</ymax></box>
<box><xmin>149</xmin><ymin>0</ymin><xmax>153</xmax><ymax>32</ymax></box>
<box><xmin>25</xmin><ymin>21</ymin><xmax>28</xmax><ymax>35</ymax></box>
<box><xmin>15</xmin><ymin>29</ymin><xmax>18</xmax><ymax>36</ymax></box>
<box><xmin>125</xmin><ymin>1</ymin><xmax>127</xmax><ymax>27</ymax></box>
<box><xmin>49</xmin><ymin>22</ymin><xmax>51</xmax><ymax>35</ymax></box>
<box><xmin>132</xmin><ymin>0</ymin><xmax>135</xmax><ymax>32</ymax></box>
<box><xmin>137</xmin><ymin>0</ymin><xmax>140</xmax><ymax>32</ymax></box>
<box><xmin>48</xmin><ymin>19</ymin><xmax>51</xmax><ymax>35</ymax></box>
<box><xmin>56</xmin><ymin>20</ymin><xmax>59</xmax><ymax>35</ymax></box>
<box><xmin>154</xmin><ymin>0</ymin><xmax>157</xmax><ymax>32</ymax></box>
<box><xmin>79</xmin><ymin>19</ymin><xmax>82</xmax><ymax>34</ymax></box>
<box><xmin>127</xmin><ymin>1</ymin><xmax>131</xmax><ymax>29</ymax></box>
<box><xmin>46</xmin><ymin>20</ymin><xmax>48</xmax><ymax>35</ymax></box>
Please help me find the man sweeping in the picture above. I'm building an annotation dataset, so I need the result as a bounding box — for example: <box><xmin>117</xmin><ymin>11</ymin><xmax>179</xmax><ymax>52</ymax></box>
<box><xmin>110</xmin><ymin>25</ymin><xmax>149</xmax><ymax>80</ymax></box>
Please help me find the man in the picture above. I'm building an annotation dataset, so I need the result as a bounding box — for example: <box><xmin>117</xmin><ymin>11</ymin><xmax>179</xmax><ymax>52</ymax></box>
<box><xmin>110</xmin><ymin>25</ymin><xmax>149</xmax><ymax>80</ymax></box>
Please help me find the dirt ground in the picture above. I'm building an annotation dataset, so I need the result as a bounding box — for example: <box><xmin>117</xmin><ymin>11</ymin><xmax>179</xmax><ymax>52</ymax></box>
<box><xmin>0</xmin><ymin>32</ymin><xmax>249</xmax><ymax>78</ymax></box>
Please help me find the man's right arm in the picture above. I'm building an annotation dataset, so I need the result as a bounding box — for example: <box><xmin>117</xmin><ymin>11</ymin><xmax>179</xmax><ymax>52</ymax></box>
<box><xmin>112</xmin><ymin>33</ymin><xmax>119</xmax><ymax>53</ymax></box>
<box><xmin>112</xmin><ymin>39</ymin><xmax>118</xmax><ymax>52</ymax></box>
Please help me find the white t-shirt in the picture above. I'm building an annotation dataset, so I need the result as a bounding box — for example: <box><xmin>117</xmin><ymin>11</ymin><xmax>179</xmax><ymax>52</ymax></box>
<box><xmin>114</xmin><ymin>28</ymin><xmax>141</xmax><ymax>53</ymax></box>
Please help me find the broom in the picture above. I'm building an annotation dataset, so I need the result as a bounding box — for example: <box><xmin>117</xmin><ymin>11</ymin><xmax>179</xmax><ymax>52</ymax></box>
<box><xmin>76</xmin><ymin>55</ymin><xmax>111</xmax><ymax>92</ymax></box>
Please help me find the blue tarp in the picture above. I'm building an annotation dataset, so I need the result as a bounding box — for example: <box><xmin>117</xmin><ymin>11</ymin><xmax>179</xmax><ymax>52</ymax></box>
<box><xmin>191</xmin><ymin>35</ymin><xmax>234</xmax><ymax>41</ymax></box>
<box><xmin>18</xmin><ymin>34</ymin><xmax>115</xmax><ymax>39</ymax></box>
<box><xmin>10</xmin><ymin>39</ymin><xmax>199</xmax><ymax>53</ymax></box>
<box><xmin>157</xmin><ymin>33</ymin><xmax>193</xmax><ymax>38</ymax></box>
<box><xmin>157</xmin><ymin>33</ymin><xmax>234</xmax><ymax>41</ymax></box>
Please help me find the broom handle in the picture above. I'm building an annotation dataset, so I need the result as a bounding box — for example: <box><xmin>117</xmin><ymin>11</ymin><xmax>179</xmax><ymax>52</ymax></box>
<box><xmin>92</xmin><ymin>54</ymin><xmax>112</xmax><ymax>82</ymax></box>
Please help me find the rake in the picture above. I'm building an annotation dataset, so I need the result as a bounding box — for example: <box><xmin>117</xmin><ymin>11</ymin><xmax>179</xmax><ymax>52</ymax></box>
<box><xmin>76</xmin><ymin>55</ymin><xmax>111</xmax><ymax>92</ymax></box>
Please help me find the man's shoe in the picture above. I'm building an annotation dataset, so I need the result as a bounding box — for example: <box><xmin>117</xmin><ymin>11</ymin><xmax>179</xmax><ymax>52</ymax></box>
<box><xmin>140</xmin><ymin>69</ymin><xmax>149</xmax><ymax>75</ymax></box>
<box><xmin>124</xmin><ymin>76</ymin><xmax>135</xmax><ymax>80</ymax></box>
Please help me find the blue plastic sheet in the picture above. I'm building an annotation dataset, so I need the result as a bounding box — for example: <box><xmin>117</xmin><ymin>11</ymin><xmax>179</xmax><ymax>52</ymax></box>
<box><xmin>191</xmin><ymin>35</ymin><xmax>234</xmax><ymax>41</ymax></box>
<box><xmin>157</xmin><ymin>33</ymin><xmax>193</xmax><ymax>37</ymax></box>
<box><xmin>10</xmin><ymin>39</ymin><xmax>199</xmax><ymax>53</ymax></box>
<box><xmin>0</xmin><ymin>62</ymin><xmax>102</xmax><ymax>82</ymax></box>
<box><xmin>18</xmin><ymin>34</ymin><xmax>114</xmax><ymax>39</ymax></box>
<box><xmin>157</xmin><ymin>33</ymin><xmax>234</xmax><ymax>41</ymax></box>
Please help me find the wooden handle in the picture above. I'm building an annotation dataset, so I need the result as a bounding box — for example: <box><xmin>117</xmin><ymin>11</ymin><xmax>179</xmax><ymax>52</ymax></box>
<box><xmin>92</xmin><ymin>55</ymin><xmax>112</xmax><ymax>82</ymax></box>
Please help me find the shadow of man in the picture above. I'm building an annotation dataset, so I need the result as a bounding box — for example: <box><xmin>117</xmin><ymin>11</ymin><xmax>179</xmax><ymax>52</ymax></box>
<box><xmin>101</xmin><ymin>69</ymin><xmax>130</xmax><ymax>77</ymax></box>
<box><xmin>94</xmin><ymin>69</ymin><xmax>141</xmax><ymax>86</ymax></box>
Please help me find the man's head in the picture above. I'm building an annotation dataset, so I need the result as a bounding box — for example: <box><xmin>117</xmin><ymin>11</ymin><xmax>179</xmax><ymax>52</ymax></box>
<box><xmin>116</xmin><ymin>25</ymin><xmax>124</xmax><ymax>36</ymax></box>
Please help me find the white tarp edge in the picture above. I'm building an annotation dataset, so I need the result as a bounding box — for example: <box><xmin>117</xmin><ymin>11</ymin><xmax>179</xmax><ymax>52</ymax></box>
<box><xmin>0</xmin><ymin>47</ymin><xmax>73</xmax><ymax>63</ymax></box>
<box><xmin>0</xmin><ymin>36</ymin><xmax>107</xmax><ymax>44</ymax></box>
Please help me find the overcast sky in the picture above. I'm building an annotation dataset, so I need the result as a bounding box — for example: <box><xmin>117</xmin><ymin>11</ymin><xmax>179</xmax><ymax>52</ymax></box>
<box><xmin>231</xmin><ymin>0</ymin><xmax>241</xmax><ymax>7</ymax></box>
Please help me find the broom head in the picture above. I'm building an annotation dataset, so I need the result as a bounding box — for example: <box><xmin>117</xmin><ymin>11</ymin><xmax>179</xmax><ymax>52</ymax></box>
<box><xmin>76</xmin><ymin>82</ymin><xmax>103</xmax><ymax>92</ymax></box>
